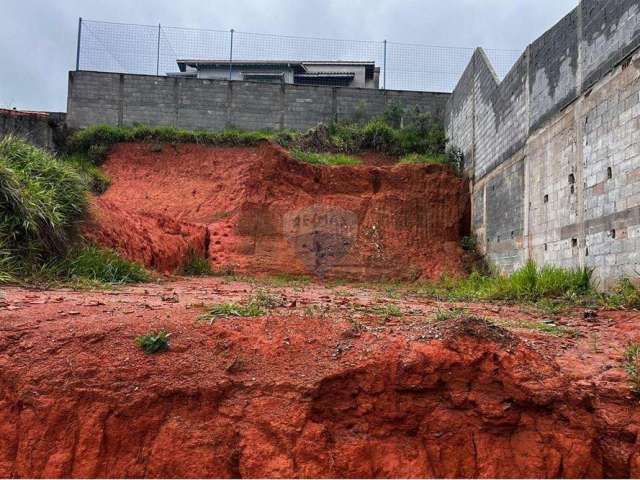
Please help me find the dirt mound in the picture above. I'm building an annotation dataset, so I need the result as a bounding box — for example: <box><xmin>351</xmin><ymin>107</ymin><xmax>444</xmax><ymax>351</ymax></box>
<box><xmin>86</xmin><ymin>141</ymin><xmax>469</xmax><ymax>279</ymax></box>
<box><xmin>1</xmin><ymin>279</ymin><xmax>639</xmax><ymax>477</ymax></box>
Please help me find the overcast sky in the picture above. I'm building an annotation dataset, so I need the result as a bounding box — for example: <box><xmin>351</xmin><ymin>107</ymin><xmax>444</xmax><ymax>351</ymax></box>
<box><xmin>1</xmin><ymin>0</ymin><xmax>576</xmax><ymax>112</ymax></box>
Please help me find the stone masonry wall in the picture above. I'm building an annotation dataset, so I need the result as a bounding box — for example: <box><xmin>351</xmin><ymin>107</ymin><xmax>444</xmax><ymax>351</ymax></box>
<box><xmin>446</xmin><ymin>0</ymin><xmax>640</xmax><ymax>287</ymax></box>
<box><xmin>66</xmin><ymin>71</ymin><xmax>449</xmax><ymax>131</ymax></box>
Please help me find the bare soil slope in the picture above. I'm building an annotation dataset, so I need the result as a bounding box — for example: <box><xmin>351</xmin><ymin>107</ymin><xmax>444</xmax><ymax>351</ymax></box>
<box><xmin>1</xmin><ymin>279</ymin><xmax>639</xmax><ymax>478</ymax></box>
<box><xmin>85</xmin><ymin>142</ymin><xmax>470</xmax><ymax>279</ymax></box>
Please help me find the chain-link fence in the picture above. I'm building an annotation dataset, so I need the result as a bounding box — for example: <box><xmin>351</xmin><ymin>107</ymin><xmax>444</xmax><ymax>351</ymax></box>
<box><xmin>77</xmin><ymin>18</ymin><xmax>521</xmax><ymax>92</ymax></box>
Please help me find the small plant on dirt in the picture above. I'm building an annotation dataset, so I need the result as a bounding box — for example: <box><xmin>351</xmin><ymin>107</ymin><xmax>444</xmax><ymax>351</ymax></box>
<box><xmin>602</xmin><ymin>278</ymin><xmax>640</xmax><ymax>309</ymax></box>
<box><xmin>179</xmin><ymin>250</ymin><xmax>212</xmax><ymax>276</ymax></box>
<box><xmin>251</xmin><ymin>288</ymin><xmax>286</xmax><ymax>308</ymax></box>
<box><xmin>136</xmin><ymin>330</ymin><xmax>171</xmax><ymax>354</ymax></box>
<box><xmin>433</xmin><ymin>307</ymin><xmax>467</xmax><ymax>322</ymax></box>
<box><xmin>200</xmin><ymin>301</ymin><xmax>266</xmax><ymax>323</ymax></box>
<box><xmin>363</xmin><ymin>303</ymin><xmax>402</xmax><ymax>318</ymax></box>
<box><xmin>623</xmin><ymin>343</ymin><xmax>640</xmax><ymax>396</ymax></box>
<box><xmin>211</xmin><ymin>263</ymin><xmax>236</xmax><ymax>277</ymax></box>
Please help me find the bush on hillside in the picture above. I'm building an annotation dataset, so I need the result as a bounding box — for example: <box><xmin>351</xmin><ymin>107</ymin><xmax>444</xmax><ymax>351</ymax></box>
<box><xmin>0</xmin><ymin>136</ymin><xmax>147</xmax><ymax>285</ymax></box>
<box><xmin>0</xmin><ymin>136</ymin><xmax>87</xmax><ymax>274</ymax></box>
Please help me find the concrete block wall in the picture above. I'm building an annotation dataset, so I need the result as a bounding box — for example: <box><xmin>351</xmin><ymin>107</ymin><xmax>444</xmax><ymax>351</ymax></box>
<box><xmin>67</xmin><ymin>71</ymin><xmax>449</xmax><ymax>132</ymax></box>
<box><xmin>446</xmin><ymin>0</ymin><xmax>640</xmax><ymax>287</ymax></box>
<box><xmin>0</xmin><ymin>109</ymin><xmax>65</xmax><ymax>151</ymax></box>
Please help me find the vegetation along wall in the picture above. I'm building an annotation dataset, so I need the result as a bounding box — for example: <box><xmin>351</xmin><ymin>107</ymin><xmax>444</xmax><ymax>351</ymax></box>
<box><xmin>66</xmin><ymin>71</ymin><xmax>449</xmax><ymax>132</ymax></box>
<box><xmin>446</xmin><ymin>0</ymin><xmax>640</xmax><ymax>287</ymax></box>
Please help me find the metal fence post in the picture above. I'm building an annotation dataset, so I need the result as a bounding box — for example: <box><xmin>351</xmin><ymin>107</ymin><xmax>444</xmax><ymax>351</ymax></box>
<box><xmin>229</xmin><ymin>29</ymin><xmax>234</xmax><ymax>80</ymax></box>
<box><xmin>383</xmin><ymin>39</ymin><xmax>387</xmax><ymax>90</ymax></box>
<box><xmin>156</xmin><ymin>23</ymin><xmax>161</xmax><ymax>76</ymax></box>
<box><xmin>76</xmin><ymin>17</ymin><xmax>83</xmax><ymax>71</ymax></box>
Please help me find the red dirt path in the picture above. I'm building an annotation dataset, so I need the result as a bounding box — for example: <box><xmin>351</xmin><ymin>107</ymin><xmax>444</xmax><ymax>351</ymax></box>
<box><xmin>1</xmin><ymin>278</ymin><xmax>640</xmax><ymax>478</ymax></box>
<box><xmin>84</xmin><ymin>142</ymin><xmax>470</xmax><ymax>279</ymax></box>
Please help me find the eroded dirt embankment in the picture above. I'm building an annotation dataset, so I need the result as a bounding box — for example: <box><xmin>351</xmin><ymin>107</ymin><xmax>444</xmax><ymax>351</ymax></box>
<box><xmin>1</xmin><ymin>280</ymin><xmax>639</xmax><ymax>478</ymax></box>
<box><xmin>84</xmin><ymin>142</ymin><xmax>470</xmax><ymax>279</ymax></box>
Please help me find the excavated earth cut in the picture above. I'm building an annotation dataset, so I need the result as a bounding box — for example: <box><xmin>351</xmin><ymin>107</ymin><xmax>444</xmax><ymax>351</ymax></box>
<box><xmin>1</xmin><ymin>280</ymin><xmax>639</xmax><ymax>478</ymax></box>
<box><xmin>84</xmin><ymin>141</ymin><xmax>470</xmax><ymax>279</ymax></box>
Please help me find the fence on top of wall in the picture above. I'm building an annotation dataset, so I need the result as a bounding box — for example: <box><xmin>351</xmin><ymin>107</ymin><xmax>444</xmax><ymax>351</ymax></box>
<box><xmin>75</xmin><ymin>18</ymin><xmax>520</xmax><ymax>93</ymax></box>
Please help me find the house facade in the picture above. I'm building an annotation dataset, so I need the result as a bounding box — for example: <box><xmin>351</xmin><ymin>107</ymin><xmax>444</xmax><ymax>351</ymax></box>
<box><xmin>173</xmin><ymin>60</ymin><xmax>380</xmax><ymax>89</ymax></box>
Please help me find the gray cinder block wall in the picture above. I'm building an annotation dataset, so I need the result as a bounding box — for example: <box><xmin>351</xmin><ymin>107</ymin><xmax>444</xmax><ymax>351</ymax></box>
<box><xmin>0</xmin><ymin>109</ymin><xmax>65</xmax><ymax>150</ymax></box>
<box><xmin>446</xmin><ymin>0</ymin><xmax>640</xmax><ymax>287</ymax></box>
<box><xmin>66</xmin><ymin>72</ymin><xmax>450</xmax><ymax>131</ymax></box>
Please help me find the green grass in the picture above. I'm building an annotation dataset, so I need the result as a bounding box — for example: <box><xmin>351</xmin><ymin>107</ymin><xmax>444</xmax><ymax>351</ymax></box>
<box><xmin>66</xmin><ymin>125</ymin><xmax>278</xmax><ymax>157</ymax></box>
<box><xmin>66</xmin><ymin>104</ymin><xmax>451</xmax><ymax>172</ymax></box>
<box><xmin>623</xmin><ymin>343</ymin><xmax>640</xmax><ymax>396</ymax></box>
<box><xmin>179</xmin><ymin>250</ymin><xmax>212</xmax><ymax>276</ymax></box>
<box><xmin>136</xmin><ymin>330</ymin><xmax>171</xmax><ymax>354</ymax></box>
<box><xmin>198</xmin><ymin>288</ymin><xmax>289</xmax><ymax>322</ymax></box>
<box><xmin>432</xmin><ymin>307</ymin><xmax>467</xmax><ymax>321</ymax></box>
<box><xmin>398</xmin><ymin>153</ymin><xmax>448</xmax><ymax>165</ymax></box>
<box><xmin>199</xmin><ymin>301</ymin><xmax>266</xmax><ymax>322</ymax></box>
<box><xmin>0</xmin><ymin>136</ymin><xmax>88</xmax><ymax>279</ymax></box>
<box><xmin>58</xmin><ymin>245</ymin><xmax>150</xmax><ymax>284</ymax></box>
<box><xmin>601</xmin><ymin>278</ymin><xmax>640</xmax><ymax>309</ymax></box>
<box><xmin>415</xmin><ymin>261</ymin><xmax>594</xmax><ymax>303</ymax></box>
<box><xmin>251</xmin><ymin>288</ymin><xmax>286</xmax><ymax>308</ymax></box>
<box><xmin>64</xmin><ymin>153</ymin><xmax>111</xmax><ymax>194</ymax></box>
<box><xmin>358</xmin><ymin>303</ymin><xmax>403</xmax><ymax>318</ymax></box>
<box><xmin>290</xmin><ymin>149</ymin><xmax>361</xmax><ymax>166</ymax></box>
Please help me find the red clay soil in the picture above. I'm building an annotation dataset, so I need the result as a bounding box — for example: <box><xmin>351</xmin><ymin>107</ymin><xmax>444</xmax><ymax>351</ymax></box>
<box><xmin>1</xmin><ymin>278</ymin><xmax>640</xmax><ymax>478</ymax></box>
<box><xmin>84</xmin><ymin>142</ymin><xmax>469</xmax><ymax>279</ymax></box>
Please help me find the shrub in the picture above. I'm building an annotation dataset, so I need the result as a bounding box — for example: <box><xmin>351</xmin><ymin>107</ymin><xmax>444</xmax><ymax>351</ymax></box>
<box><xmin>361</xmin><ymin>119</ymin><xmax>398</xmax><ymax>152</ymax></box>
<box><xmin>136</xmin><ymin>330</ymin><xmax>171</xmax><ymax>354</ymax></box>
<box><xmin>179</xmin><ymin>250</ymin><xmax>212</xmax><ymax>276</ymax></box>
<box><xmin>0</xmin><ymin>136</ymin><xmax>88</xmax><ymax>275</ymax></box>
